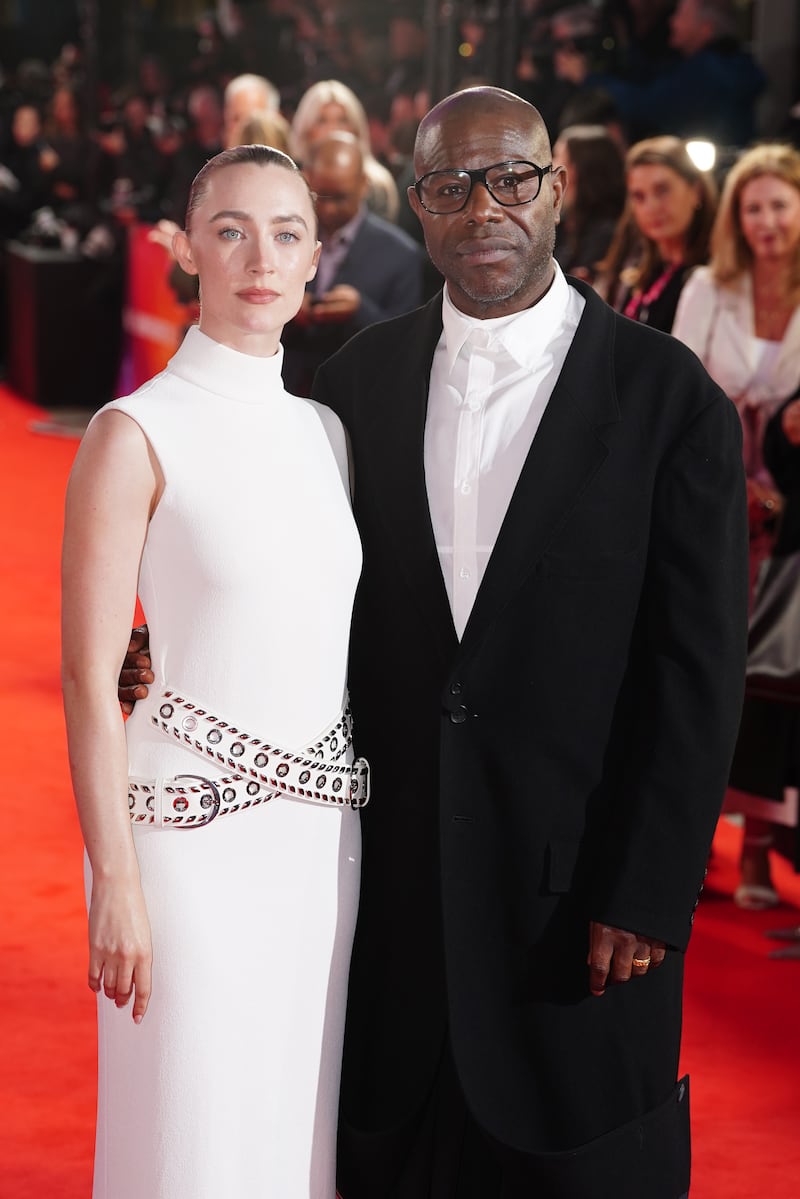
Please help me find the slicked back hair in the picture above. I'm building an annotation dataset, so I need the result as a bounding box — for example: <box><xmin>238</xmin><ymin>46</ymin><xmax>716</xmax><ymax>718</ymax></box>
<box><xmin>184</xmin><ymin>144</ymin><xmax>312</xmax><ymax>232</ymax></box>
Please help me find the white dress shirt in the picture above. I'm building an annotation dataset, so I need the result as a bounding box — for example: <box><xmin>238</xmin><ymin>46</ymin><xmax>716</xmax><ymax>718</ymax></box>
<box><xmin>424</xmin><ymin>263</ymin><xmax>585</xmax><ymax>638</ymax></box>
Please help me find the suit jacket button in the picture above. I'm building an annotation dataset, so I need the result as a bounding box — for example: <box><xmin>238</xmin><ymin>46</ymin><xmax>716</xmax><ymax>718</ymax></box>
<box><xmin>449</xmin><ymin>705</ymin><xmax>468</xmax><ymax>724</ymax></box>
<box><xmin>449</xmin><ymin>681</ymin><xmax>463</xmax><ymax>696</ymax></box>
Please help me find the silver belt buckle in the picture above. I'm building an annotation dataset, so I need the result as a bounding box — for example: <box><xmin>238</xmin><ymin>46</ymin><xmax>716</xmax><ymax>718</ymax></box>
<box><xmin>170</xmin><ymin>775</ymin><xmax>221</xmax><ymax>828</ymax></box>
<box><xmin>349</xmin><ymin>758</ymin><xmax>370</xmax><ymax>808</ymax></box>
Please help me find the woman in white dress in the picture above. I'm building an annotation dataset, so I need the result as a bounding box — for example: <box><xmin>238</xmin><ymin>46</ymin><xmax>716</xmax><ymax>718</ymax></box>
<box><xmin>61</xmin><ymin>145</ymin><xmax>364</xmax><ymax>1198</ymax></box>
<box><xmin>672</xmin><ymin>142</ymin><xmax>800</xmax><ymax>912</ymax></box>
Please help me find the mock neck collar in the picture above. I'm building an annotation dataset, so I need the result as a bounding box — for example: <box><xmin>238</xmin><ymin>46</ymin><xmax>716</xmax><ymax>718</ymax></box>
<box><xmin>166</xmin><ymin>326</ymin><xmax>287</xmax><ymax>404</ymax></box>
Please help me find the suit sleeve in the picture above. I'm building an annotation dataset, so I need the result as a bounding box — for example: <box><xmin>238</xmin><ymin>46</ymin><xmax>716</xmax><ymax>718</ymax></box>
<box><xmin>592</xmin><ymin>385</ymin><xmax>749</xmax><ymax>950</ymax></box>
<box><xmin>350</xmin><ymin>245</ymin><xmax>425</xmax><ymax>332</ymax></box>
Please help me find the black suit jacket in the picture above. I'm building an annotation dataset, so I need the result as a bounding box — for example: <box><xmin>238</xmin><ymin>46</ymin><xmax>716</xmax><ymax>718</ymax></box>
<box><xmin>282</xmin><ymin>210</ymin><xmax>425</xmax><ymax>395</ymax></box>
<box><xmin>314</xmin><ymin>279</ymin><xmax>749</xmax><ymax>1196</ymax></box>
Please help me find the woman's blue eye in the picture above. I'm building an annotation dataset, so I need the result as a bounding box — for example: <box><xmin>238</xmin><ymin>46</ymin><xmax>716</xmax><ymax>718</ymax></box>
<box><xmin>220</xmin><ymin>228</ymin><xmax>243</xmax><ymax>240</ymax></box>
<box><xmin>277</xmin><ymin>230</ymin><xmax>300</xmax><ymax>243</ymax></box>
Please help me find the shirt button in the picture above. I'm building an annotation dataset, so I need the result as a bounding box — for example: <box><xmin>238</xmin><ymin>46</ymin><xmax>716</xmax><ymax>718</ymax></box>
<box><xmin>460</xmin><ymin>481</ymin><xmax>472</xmax><ymax>495</ymax></box>
<box><xmin>449</xmin><ymin>706</ymin><xmax>468</xmax><ymax>724</ymax></box>
<box><xmin>459</xmin><ymin>567</ymin><xmax>471</xmax><ymax>580</ymax></box>
<box><xmin>449</xmin><ymin>681</ymin><xmax>463</xmax><ymax>696</ymax></box>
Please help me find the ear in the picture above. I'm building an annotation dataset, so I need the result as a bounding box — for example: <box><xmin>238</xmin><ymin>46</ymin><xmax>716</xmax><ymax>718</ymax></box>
<box><xmin>407</xmin><ymin>184</ymin><xmax>424</xmax><ymax>225</ymax></box>
<box><xmin>551</xmin><ymin>165</ymin><xmax>567</xmax><ymax>225</ymax></box>
<box><xmin>172</xmin><ymin>229</ymin><xmax>198</xmax><ymax>277</ymax></box>
<box><xmin>307</xmin><ymin>240</ymin><xmax>322</xmax><ymax>283</ymax></box>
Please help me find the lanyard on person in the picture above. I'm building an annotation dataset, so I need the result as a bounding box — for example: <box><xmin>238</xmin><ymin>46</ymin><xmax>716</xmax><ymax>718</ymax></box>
<box><xmin>624</xmin><ymin>263</ymin><xmax>680</xmax><ymax>324</ymax></box>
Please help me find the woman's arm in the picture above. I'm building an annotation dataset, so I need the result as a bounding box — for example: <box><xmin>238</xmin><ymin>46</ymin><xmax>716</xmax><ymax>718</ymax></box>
<box><xmin>61</xmin><ymin>409</ymin><xmax>161</xmax><ymax>1023</ymax></box>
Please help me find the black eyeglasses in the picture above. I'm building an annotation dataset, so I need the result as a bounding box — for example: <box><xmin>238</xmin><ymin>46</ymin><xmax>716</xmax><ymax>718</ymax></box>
<box><xmin>413</xmin><ymin>161</ymin><xmax>553</xmax><ymax>214</ymax></box>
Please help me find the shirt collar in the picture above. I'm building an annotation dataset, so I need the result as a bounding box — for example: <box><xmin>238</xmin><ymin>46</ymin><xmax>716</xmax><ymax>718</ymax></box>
<box><xmin>321</xmin><ymin>204</ymin><xmax>367</xmax><ymax>251</ymax></box>
<box><xmin>441</xmin><ymin>261</ymin><xmax>571</xmax><ymax>373</ymax></box>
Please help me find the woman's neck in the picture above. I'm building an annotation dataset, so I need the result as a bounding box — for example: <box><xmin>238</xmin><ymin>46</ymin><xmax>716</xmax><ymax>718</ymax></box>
<box><xmin>751</xmin><ymin>259</ymin><xmax>796</xmax><ymax>341</ymax></box>
<box><xmin>653</xmin><ymin>236</ymin><xmax>686</xmax><ymax>267</ymax></box>
<box><xmin>751</xmin><ymin>257</ymin><xmax>792</xmax><ymax>301</ymax></box>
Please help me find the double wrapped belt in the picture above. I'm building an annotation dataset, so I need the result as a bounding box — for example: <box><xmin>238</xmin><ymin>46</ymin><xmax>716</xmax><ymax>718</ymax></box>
<box><xmin>128</xmin><ymin>689</ymin><xmax>370</xmax><ymax>829</ymax></box>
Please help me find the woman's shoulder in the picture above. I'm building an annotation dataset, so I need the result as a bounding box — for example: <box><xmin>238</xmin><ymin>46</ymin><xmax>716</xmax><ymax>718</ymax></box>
<box><xmin>680</xmin><ymin>264</ymin><xmax>714</xmax><ymax>296</ymax></box>
<box><xmin>683</xmin><ymin>264</ymin><xmax>751</xmax><ymax>306</ymax></box>
<box><xmin>88</xmin><ymin>370</ymin><xmax>178</xmax><ymax>447</ymax></box>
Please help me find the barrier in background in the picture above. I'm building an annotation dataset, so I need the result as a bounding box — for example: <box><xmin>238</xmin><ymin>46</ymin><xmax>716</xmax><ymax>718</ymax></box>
<box><xmin>6</xmin><ymin>240</ymin><xmax>124</xmax><ymax>410</ymax></box>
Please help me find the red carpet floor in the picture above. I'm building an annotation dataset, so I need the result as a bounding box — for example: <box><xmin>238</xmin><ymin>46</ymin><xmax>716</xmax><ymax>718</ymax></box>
<box><xmin>1</xmin><ymin>384</ymin><xmax>799</xmax><ymax>1197</ymax></box>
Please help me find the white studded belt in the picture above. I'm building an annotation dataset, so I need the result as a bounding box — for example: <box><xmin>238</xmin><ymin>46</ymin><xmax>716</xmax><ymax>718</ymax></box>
<box><xmin>128</xmin><ymin>689</ymin><xmax>370</xmax><ymax>829</ymax></box>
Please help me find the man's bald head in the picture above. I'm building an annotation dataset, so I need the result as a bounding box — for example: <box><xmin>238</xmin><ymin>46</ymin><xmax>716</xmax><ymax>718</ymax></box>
<box><xmin>306</xmin><ymin>130</ymin><xmax>365</xmax><ymax>176</ymax></box>
<box><xmin>414</xmin><ymin>87</ymin><xmax>551</xmax><ymax>175</ymax></box>
<box><xmin>304</xmin><ymin>132</ymin><xmax>368</xmax><ymax>237</ymax></box>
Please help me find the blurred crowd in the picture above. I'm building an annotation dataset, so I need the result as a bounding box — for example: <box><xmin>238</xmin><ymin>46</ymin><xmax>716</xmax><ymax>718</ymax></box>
<box><xmin>1</xmin><ymin>0</ymin><xmax>795</xmax><ymax>252</ymax></box>
<box><xmin>3</xmin><ymin>0</ymin><xmax>800</xmax><ymax>910</ymax></box>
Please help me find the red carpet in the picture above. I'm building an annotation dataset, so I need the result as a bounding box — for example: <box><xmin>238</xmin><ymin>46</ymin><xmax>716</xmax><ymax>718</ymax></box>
<box><xmin>1</xmin><ymin>383</ymin><xmax>798</xmax><ymax>1197</ymax></box>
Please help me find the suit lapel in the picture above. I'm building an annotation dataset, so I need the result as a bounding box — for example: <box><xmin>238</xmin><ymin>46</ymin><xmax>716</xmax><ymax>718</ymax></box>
<box><xmin>459</xmin><ymin>283</ymin><xmax>621</xmax><ymax>661</ymax></box>
<box><xmin>359</xmin><ymin>295</ymin><xmax>459</xmax><ymax>663</ymax></box>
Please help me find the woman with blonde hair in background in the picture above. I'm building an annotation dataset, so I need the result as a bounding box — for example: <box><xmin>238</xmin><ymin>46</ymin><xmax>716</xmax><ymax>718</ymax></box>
<box><xmin>673</xmin><ymin>142</ymin><xmax>800</xmax><ymax>911</ymax></box>
<box><xmin>599</xmin><ymin>134</ymin><xmax>716</xmax><ymax>332</ymax></box>
<box><xmin>289</xmin><ymin>78</ymin><xmax>399</xmax><ymax>222</ymax></box>
<box><xmin>239</xmin><ymin>109</ymin><xmax>291</xmax><ymax>154</ymax></box>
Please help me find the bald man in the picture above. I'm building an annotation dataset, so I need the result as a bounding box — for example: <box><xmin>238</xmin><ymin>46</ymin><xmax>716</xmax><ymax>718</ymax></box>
<box><xmin>121</xmin><ymin>87</ymin><xmax>747</xmax><ymax>1198</ymax></box>
<box><xmin>281</xmin><ymin>131</ymin><xmax>424</xmax><ymax>396</ymax></box>
<box><xmin>312</xmin><ymin>87</ymin><xmax>747</xmax><ymax>1198</ymax></box>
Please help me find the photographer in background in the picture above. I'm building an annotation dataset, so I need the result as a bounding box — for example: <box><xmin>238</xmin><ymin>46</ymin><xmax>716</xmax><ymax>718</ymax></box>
<box><xmin>555</xmin><ymin>0</ymin><xmax>765</xmax><ymax>146</ymax></box>
<box><xmin>517</xmin><ymin>4</ymin><xmax>620</xmax><ymax>136</ymax></box>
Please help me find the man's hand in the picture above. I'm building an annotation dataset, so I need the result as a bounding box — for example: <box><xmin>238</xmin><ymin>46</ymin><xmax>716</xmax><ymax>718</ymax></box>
<box><xmin>119</xmin><ymin>626</ymin><xmax>153</xmax><ymax>714</ymax></box>
<box><xmin>746</xmin><ymin>477</ymin><xmax>782</xmax><ymax>531</ymax></box>
<box><xmin>310</xmin><ymin>284</ymin><xmax>361</xmax><ymax>323</ymax></box>
<box><xmin>782</xmin><ymin>397</ymin><xmax>800</xmax><ymax>446</ymax></box>
<box><xmin>588</xmin><ymin>921</ymin><xmax>666</xmax><ymax>996</ymax></box>
<box><xmin>146</xmin><ymin>219</ymin><xmax>181</xmax><ymax>253</ymax></box>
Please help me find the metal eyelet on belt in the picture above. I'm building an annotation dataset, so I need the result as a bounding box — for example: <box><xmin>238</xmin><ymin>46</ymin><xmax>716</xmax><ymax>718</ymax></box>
<box><xmin>171</xmin><ymin>775</ymin><xmax>221</xmax><ymax>828</ymax></box>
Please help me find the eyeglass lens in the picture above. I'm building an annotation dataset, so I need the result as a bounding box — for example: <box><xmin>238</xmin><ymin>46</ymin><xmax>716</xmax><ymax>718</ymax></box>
<box><xmin>417</xmin><ymin>162</ymin><xmax>548</xmax><ymax>213</ymax></box>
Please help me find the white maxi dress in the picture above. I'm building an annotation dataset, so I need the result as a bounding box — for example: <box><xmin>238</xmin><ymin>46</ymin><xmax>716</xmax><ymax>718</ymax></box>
<box><xmin>85</xmin><ymin>327</ymin><xmax>362</xmax><ymax>1199</ymax></box>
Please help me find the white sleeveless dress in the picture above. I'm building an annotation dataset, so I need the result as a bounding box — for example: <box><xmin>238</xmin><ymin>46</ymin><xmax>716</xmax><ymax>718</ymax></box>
<box><xmin>86</xmin><ymin>327</ymin><xmax>362</xmax><ymax>1198</ymax></box>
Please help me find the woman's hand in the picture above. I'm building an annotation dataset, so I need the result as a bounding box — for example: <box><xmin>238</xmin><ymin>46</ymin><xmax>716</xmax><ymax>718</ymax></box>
<box><xmin>88</xmin><ymin>876</ymin><xmax>153</xmax><ymax>1023</ymax></box>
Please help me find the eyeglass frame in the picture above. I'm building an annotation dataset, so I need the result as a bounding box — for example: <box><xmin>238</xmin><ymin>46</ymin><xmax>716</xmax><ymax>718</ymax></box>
<box><xmin>412</xmin><ymin>160</ymin><xmax>554</xmax><ymax>215</ymax></box>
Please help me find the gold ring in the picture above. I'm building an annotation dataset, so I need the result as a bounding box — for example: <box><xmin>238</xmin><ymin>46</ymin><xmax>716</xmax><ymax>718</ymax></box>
<box><xmin>632</xmin><ymin>956</ymin><xmax>651</xmax><ymax>968</ymax></box>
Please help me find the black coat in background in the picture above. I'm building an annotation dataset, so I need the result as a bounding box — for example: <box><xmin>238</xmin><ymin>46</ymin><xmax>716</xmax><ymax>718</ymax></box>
<box><xmin>314</xmin><ymin>279</ymin><xmax>749</xmax><ymax>1197</ymax></box>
